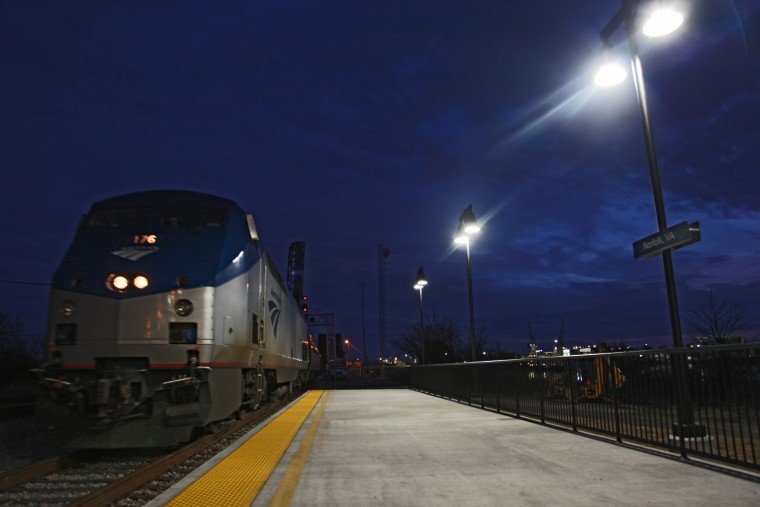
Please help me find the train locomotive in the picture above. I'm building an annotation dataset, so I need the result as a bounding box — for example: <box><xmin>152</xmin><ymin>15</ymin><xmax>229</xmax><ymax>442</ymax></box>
<box><xmin>37</xmin><ymin>190</ymin><xmax>319</xmax><ymax>448</ymax></box>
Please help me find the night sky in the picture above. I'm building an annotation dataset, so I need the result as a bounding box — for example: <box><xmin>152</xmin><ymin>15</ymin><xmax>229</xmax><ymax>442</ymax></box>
<box><xmin>2</xmin><ymin>1</ymin><xmax>759</xmax><ymax>358</ymax></box>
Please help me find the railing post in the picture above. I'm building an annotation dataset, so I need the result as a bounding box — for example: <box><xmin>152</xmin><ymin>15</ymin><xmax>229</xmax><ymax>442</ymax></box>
<box><xmin>496</xmin><ymin>364</ymin><xmax>501</xmax><ymax>414</ymax></box>
<box><xmin>539</xmin><ymin>360</ymin><xmax>546</xmax><ymax>424</ymax></box>
<box><xmin>480</xmin><ymin>366</ymin><xmax>485</xmax><ymax>410</ymax></box>
<box><xmin>570</xmin><ymin>361</ymin><xmax>578</xmax><ymax>432</ymax></box>
<box><xmin>515</xmin><ymin>364</ymin><xmax>521</xmax><ymax>418</ymax></box>
<box><xmin>670</xmin><ymin>349</ymin><xmax>706</xmax><ymax>458</ymax></box>
<box><xmin>467</xmin><ymin>364</ymin><xmax>473</xmax><ymax>406</ymax></box>
<box><xmin>607</xmin><ymin>355</ymin><xmax>622</xmax><ymax>443</ymax></box>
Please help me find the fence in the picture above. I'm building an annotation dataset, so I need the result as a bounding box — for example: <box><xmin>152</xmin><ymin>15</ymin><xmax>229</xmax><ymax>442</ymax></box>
<box><xmin>410</xmin><ymin>343</ymin><xmax>760</xmax><ymax>471</ymax></box>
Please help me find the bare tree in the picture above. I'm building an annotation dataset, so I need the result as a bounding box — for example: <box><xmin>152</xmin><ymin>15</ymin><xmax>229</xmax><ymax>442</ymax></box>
<box><xmin>0</xmin><ymin>312</ymin><xmax>25</xmax><ymax>358</ymax></box>
<box><xmin>0</xmin><ymin>311</ymin><xmax>38</xmax><ymax>382</ymax></box>
<box><xmin>393</xmin><ymin>314</ymin><xmax>463</xmax><ymax>363</ymax></box>
<box><xmin>689</xmin><ymin>291</ymin><xmax>747</xmax><ymax>345</ymax></box>
<box><xmin>473</xmin><ymin>325</ymin><xmax>492</xmax><ymax>360</ymax></box>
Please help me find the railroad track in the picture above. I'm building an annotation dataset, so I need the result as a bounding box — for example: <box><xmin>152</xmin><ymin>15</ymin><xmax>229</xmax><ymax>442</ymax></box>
<box><xmin>0</xmin><ymin>392</ymin><xmax>299</xmax><ymax>506</ymax></box>
<box><xmin>0</xmin><ymin>397</ymin><xmax>36</xmax><ymax>420</ymax></box>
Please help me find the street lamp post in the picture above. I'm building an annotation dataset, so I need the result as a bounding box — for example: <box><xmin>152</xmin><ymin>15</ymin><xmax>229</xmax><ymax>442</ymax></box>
<box><xmin>454</xmin><ymin>205</ymin><xmax>481</xmax><ymax>362</ymax></box>
<box><xmin>595</xmin><ymin>1</ymin><xmax>704</xmax><ymax>443</ymax></box>
<box><xmin>413</xmin><ymin>266</ymin><xmax>428</xmax><ymax>365</ymax></box>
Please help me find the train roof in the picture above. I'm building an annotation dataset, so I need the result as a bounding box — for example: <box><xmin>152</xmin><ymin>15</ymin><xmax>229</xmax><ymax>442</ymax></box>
<box><xmin>91</xmin><ymin>190</ymin><xmax>239</xmax><ymax>210</ymax></box>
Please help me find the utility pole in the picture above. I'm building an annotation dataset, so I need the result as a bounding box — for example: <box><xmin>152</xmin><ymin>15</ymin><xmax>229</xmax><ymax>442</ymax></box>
<box><xmin>377</xmin><ymin>244</ymin><xmax>390</xmax><ymax>359</ymax></box>
<box><xmin>361</xmin><ymin>282</ymin><xmax>367</xmax><ymax>375</ymax></box>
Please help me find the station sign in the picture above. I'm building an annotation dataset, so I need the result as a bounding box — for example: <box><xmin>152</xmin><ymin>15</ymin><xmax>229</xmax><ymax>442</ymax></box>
<box><xmin>633</xmin><ymin>221</ymin><xmax>700</xmax><ymax>260</ymax></box>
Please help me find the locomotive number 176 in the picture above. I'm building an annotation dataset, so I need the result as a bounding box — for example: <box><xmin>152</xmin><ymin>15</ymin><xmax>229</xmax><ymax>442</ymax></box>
<box><xmin>134</xmin><ymin>234</ymin><xmax>157</xmax><ymax>245</ymax></box>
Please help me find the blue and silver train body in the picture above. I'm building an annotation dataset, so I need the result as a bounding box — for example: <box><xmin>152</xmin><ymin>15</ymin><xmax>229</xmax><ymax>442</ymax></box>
<box><xmin>38</xmin><ymin>190</ymin><xmax>318</xmax><ymax>448</ymax></box>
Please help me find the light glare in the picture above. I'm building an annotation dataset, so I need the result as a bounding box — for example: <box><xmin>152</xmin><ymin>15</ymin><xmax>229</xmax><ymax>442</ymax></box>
<box><xmin>642</xmin><ymin>8</ymin><xmax>684</xmax><ymax>38</ymax></box>
<box><xmin>594</xmin><ymin>62</ymin><xmax>627</xmax><ymax>87</ymax></box>
<box><xmin>134</xmin><ymin>275</ymin><xmax>149</xmax><ymax>289</ymax></box>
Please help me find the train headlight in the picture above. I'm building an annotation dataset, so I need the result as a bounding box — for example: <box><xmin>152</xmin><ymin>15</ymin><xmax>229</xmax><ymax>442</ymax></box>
<box><xmin>60</xmin><ymin>300</ymin><xmax>76</xmax><ymax>317</ymax></box>
<box><xmin>107</xmin><ymin>273</ymin><xmax>150</xmax><ymax>292</ymax></box>
<box><xmin>112</xmin><ymin>275</ymin><xmax>129</xmax><ymax>291</ymax></box>
<box><xmin>174</xmin><ymin>298</ymin><xmax>194</xmax><ymax>317</ymax></box>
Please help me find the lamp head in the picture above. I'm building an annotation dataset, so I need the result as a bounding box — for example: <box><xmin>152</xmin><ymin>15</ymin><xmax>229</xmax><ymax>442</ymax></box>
<box><xmin>642</xmin><ymin>5</ymin><xmax>684</xmax><ymax>38</ymax></box>
<box><xmin>594</xmin><ymin>42</ymin><xmax>627</xmax><ymax>87</ymax></box>
<box><xmin>459</xmin><ymin>205</ymin><xmax>480</xmax><ymax>233</ymax></box>
<box><xmin>455</xmin><ymin>204</ymin><xmax>480</xmax><ymax>243</ymax></box>
<box><xmin>414</xmin><ymin>266</ymin><xmax>428</xmax><ymax>289</ymax></box>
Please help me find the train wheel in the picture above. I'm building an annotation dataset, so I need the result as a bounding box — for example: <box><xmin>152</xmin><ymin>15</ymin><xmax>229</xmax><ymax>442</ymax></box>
<box><xmin>206</xmin><ymin>421</ymin><xmax>223</xmax><ymax>433</ymax></box>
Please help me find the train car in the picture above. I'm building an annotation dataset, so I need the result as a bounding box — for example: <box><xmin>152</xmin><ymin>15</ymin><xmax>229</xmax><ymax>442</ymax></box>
<box><xmin>37</xmin><ymin>190</ymin><xmax>319</xmax><ymax>448</ymax></box>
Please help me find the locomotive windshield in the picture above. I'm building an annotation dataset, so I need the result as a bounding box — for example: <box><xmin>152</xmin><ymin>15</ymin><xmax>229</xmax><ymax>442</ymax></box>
<box><xmin>85</xmin><ymin>206</ymin><xmax>226</xmax><ymax>228</ymax></box>
<box><xmin>159</xmin><ymin>207</ymin><xmax>225</xmax><ymax>227</ymax></box>
<box><xmin>86</xmin><ymin>207</ymin><xmax>152</xmax><ymax>227</ymax></box>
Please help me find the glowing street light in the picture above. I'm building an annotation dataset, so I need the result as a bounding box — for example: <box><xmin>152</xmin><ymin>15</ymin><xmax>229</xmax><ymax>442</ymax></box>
<box><xmin>642</xmin><ymin>6</ymin><xmax>684</xmax><ymax>38</ymax></box>
<box><xmin>413</xmin><ymin>266</ymin><xmax>428</xmax><ymax>365</ymax></box>
<box><xmin>454</xmin><ymin>204</ymin><xmax>481</xmax><ymax>244</ymax></box>
<box><xmin>454</xmin><ymin>205</ymin><xmax>480</xmax><ymax>362</ymax></box>
<box><xmin>594</xmin><ymin>0</ymin><xmax>704</xmax><ymax>443</ymax></box>
<box><xmin>594</xmin><ymin>3</ymin><xmax>685</xmax><ymax>87</ymax></box>
<box><xmin>344</xmin><ymin>337</ymin><xmax>360</xmax><ymax>362</ymax></box>
<box><xmin>594</xmin><ymin>43</ymin><xmax>627</xmax><ymax>87</ymax></box>
<box><xmin>595</xmin><ymin>0</ymin><xmax>685</xmax><ymax>344</ymax></box>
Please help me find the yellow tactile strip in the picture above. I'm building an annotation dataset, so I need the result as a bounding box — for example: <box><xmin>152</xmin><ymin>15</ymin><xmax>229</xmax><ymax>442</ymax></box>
<box><xmin>166</xmin><ymin>390</ymin><xmax>324</xmax><ymax>507</ymax></box>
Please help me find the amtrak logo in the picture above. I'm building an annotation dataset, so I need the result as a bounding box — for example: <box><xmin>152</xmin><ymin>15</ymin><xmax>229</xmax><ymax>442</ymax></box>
<box><xmin>112</xmin><ymin>247</ymin><xmax>158</xmax><ymax>261</ymax></box>
<box><xmin>268</xmin><ymin>300</ymin><xmax>280</xmax><ymax>338</ymax></box>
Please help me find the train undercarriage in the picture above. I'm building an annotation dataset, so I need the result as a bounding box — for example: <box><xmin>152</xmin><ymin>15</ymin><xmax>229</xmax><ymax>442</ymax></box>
<box><xmin>34</xmin><ymin>359</ymin><xmax>296</xmax><ymax>448</ymax></box>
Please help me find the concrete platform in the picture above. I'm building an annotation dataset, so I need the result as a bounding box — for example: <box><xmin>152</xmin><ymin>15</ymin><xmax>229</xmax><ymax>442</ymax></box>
<box><xmin>156</xmin><ymin>389</ymin><xmax>760</xmax><ymax>506</ymax></box>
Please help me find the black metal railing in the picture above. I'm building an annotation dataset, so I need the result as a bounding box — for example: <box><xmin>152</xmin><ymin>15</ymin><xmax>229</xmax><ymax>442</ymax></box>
<box><xmin>410</xmin><ymin>343</ymin><xmax>760</xmax><ymax>471</ymax></box>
